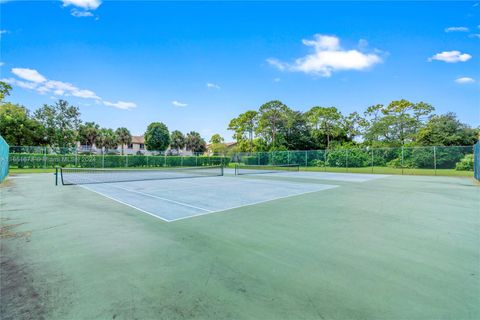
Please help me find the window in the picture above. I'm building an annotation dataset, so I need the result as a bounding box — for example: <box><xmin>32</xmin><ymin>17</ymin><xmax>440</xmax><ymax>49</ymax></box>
<box><xmin>139</xmin><ymin>143</ymin><xmax>145</xmax><ymax>150</ymax></box>
<box><xmin>128</xmin><ymin>143</ymin><xmax>133</xmax><ymax>149</ymax></box>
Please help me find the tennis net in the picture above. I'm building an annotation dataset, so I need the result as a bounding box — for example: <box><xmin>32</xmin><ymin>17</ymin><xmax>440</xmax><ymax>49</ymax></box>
<box><xmin>56</xmin><ymin>165</ymin><xmax>224</xmax><ymax>185</ymax></box>
<box><xmin>235</xmin><ymin>164</ymin><xmax>299</xmax><ymax>175</ymax></box>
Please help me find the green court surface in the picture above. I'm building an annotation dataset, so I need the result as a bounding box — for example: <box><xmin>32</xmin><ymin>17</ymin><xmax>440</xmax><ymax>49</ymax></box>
<box><xmin>1</xmin><ymin>172</ymin><xmax>479</xmax><ymax>319</ymax></box>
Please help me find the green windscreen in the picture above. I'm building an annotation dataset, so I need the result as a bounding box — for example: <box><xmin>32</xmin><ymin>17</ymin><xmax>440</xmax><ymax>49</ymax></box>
<box><xmin>474</xmin><ymin>141</ymin><xmax>480</xmax><ymax>181</ymax></box>
<box><xmin>0</xmin><ymin>136</ymin><xmax>9</xmax><ymax>182</ymax></box>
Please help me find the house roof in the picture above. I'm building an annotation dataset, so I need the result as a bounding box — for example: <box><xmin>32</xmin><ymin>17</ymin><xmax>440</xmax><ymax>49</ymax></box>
<box><xmin>207</xmin><ymin>141</ymin><xmax>237</xmax><ymax>148</ymax></box>
<box><xmin>131</xmin><ymin>135</ymin><xmax>144</xmax><ymax>144</ymax></box>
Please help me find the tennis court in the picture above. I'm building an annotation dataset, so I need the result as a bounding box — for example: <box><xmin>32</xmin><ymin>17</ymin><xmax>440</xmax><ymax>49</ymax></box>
<box><xmin>1</xmin><ymin>166</ymin><xmax>479</xmax><ymax>319</ymax></box>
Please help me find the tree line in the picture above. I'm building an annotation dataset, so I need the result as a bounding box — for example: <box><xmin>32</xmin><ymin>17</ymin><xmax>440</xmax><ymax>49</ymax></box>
<box><xmin>228</xmin><ymin>100</ymin><xmax>478</xmax><ymax>152</ymax></box>
<box><xmin>0</xmin><ymin>82</ymin><xmax>207</xmax><ymax>154</ymax></box>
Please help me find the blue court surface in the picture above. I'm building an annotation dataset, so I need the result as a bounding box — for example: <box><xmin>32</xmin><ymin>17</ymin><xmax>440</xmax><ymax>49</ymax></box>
<box><xmin>78</xmin><ymin>176</ymin><xmax>339</xmax><ymax>221</ymax></box>
<box><xmin>66</xmin><ymin>170</ymin><xmax>389</xmax><ymax>222</ymax></box>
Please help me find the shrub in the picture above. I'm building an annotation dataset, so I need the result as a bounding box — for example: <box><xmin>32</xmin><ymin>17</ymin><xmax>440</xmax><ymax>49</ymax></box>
<box><xmin>455</xmin><ymin>154</ymin><xmax>474</xmax><ymax>171</ymax></box>
<box><xmin>310</xmin><ymin>159</ymin><xmax>325</xmax><ymax>167</ymax></box>
<box><xmin>326</xmin><ymin>149</ymin><xmax>370</xmax><ymax>167</ymax></box>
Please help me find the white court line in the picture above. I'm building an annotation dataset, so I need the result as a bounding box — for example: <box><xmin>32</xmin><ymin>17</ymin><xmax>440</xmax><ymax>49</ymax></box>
<box><xmin>168</xmin><ymin>185</ymin><xmax>338</xmax><ymax>222</ymax></box>
<box><xmin>76</xmin><ymin>180</ymin><xmax>337</xmax><ymax>223</ymax></box>
<box><xmin>107</xmin><ymin>184</ymin><xmax>213</xmax><ymax>212</ymax></box>
<box><xmin>77</xmin><ymin>184</ymin><xmax>170</xmax><ymax>222</ymax></box>
<box><xmin>63</xmin><ymin>172</ymin><xmax>212</xmax><ymax>212</ymax></box>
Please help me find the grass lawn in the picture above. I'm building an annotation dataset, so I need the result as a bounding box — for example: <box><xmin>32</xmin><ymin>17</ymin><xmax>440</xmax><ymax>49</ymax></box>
<box><xmin>300</xmin><ymin>166</ymin><xmax>474</xmax><ymax>177</ymax></box>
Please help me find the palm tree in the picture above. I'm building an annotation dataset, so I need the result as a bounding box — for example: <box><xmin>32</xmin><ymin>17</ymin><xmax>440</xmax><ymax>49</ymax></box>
<box><xmin>115</xmin><ymin>127</ymin><xmax>132</xmax><ymax>155</ymax></box>
<box><xmin>97</xmin><ymin>128</ymin><xmax>118</xmax><ymax>153</ymax></box>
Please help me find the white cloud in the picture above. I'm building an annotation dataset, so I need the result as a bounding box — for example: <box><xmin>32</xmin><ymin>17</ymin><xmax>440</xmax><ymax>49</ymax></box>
<box><xmin>206</xmin><ymin>82</ymin><xmax>221</xmax><ymax>89</ymax></box>
<box><xmin>62</xmin><ymin>0</ymin><xmax>101</xmax><ymax>10</ymax></box>
<box><xmin>0</xmin><ymin>62</ymin><xmax>4</xmax><ymax>67</ymax></box>
<box><xmin>428</xmin><ymin>51</ymin><xmax>472</xmax><ymax>63</ymax></box>
<box><xmin>1</xmin><ymin>78</ymin><xmax>38</xmax><ymax>90</ymax></box>
<box><xmin>469</xmin><ymin>33</ymin><xmax>480</xmax><ymax>39</ymax></box>
<box><xmin>266</xmin><ymin>58</ymin><xmax>287</xmax><ymax>71</ymax></box>
<box><xmin>71</xmin><ymin>9</ymin><xmax>94</xmax><ymax>17</ymax></box>
<box><xmin>6</xmin><ymin>67</ymin><xmax>135</xmax><ymax>110</ymax></box>
<box><xmin>267</xmin><ymin>34</ymin><xmax>382</xmax><ymax>77</ymax></box>
<box><xmin>12</xmin><ymin>68</ymin><xmax>47</xmax><ymax>83</ymax></box>
<box><xmin>172</xmin><ymin>100</ymin><xmax>187</xmax><ymax>107</ymax></box>
<box><xmin>445</xmin><ymin>26</ymin><xmax>469</xmax><ymax>32</ymax></box>
<box><xmin>0</xmin><ymin>30</ymin><xmax>7</xmax><ymax>38</ymax></box>
<box><xmin>454</xmin><ymin>77</ymin><xmax>475</xmax><ymax>84</ymax></box>
<box><xmin>103</xmin><ymin>101</ymin><xmax>137</xmax><ymax>110</ymax></box>
<box><xmin>273</xmin><ymin>78</ymin><xmax>281</xmax><ymax>82</ymax></box>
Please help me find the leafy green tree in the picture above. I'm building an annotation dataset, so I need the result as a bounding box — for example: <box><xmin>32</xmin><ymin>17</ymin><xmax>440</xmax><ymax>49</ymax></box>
<box><xmin>97</xmin><ymin>128</ymin><xmax>118</xmax><ymax>152</ymax></box>
<box><xmin>209</xmin><ymin>134</ymin><xmax>227</xmax><ymax>154</ymax></box>
<box><xmin>416</xmin><ymin>113</ymin><xmax>478</xmax><ymax>146</ymax></box>
<box><xmin>170</xmin><ymin>130</ymin><xmax>186</xmax><ymax>154</ymax></box>
<box><xmin>255</xmin><ymin>100</ymin><xmax>290</xmax><ymax>148</ymax></box>
<box><xmin>34</xmin><ymin>100</ymin><xmax>81</xmax><ymax>148</ymax></box>
<box><xmin>0</xmin><ymin>102</ymin><xmax>47</xmax><ymax>146</ymax></box>
<box><xmin>115</xmin><ymin>127</ymin><xmax>132</xmax><ymax>155</ymax></box>
<box><xmin>363</xmin><ymin>100</ymin><xmax>434</xmax><ymax>146</ymax></box>
<box><xmin>78</xmin><ymin>122</ymin><xmax>100</xmax><ymax>148</ymax></box>
<box><xmin>0</xmin><ymin>81</ymin><xmax>12</xmax><ymax>103</ymax></box>
<box><xmin>145</xmin><ymin>122</ymin><xmax>170</xmax><ymax>151</ymax></box>
<box><xmin>305</xmin><ymin>106</ymin><xmax>343</xmax><ymax>149</ymax></box>
<box><xmin>209</xmin><ymin>134</ymin><xmax>224</xmax><ymax>144</ymax></box>
<box><xmin>343</xmin><ymin>112</ymin><xmax>367</xmax><ymax>141</ymax></box>
<box><xmin>228</xmin><ymin>110</ymin><xmax>257</xmax><ymax>143</ymax></box>
<box><xmin>185</xmin><ymin>131</ymin><xmax>207</xmax><ymax>153</ymax></box>
<box><xmin>283</xmin><ymin>110</ymin><xmax>314</xmax><ymax>150</ymax></box>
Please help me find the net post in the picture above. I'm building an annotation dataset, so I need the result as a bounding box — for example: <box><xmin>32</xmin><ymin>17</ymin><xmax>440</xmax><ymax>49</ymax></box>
<box><xmin>55</xmin><ymin>166</ymin><xmax>58</xmax><ymax>186</ymax></box>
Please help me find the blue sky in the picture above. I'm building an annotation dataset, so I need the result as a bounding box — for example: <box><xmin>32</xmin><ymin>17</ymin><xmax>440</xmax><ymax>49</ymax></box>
<box><xmin>1</xmin><ymin>1</ymin><xmax>479</xmax><ymax>141</ymax></box>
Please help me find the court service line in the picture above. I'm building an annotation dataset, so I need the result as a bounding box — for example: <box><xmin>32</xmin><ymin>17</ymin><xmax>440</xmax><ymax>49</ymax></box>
<box><xmin>169</xmin><ymin>184</ymin><xmax>339</xmax><ymax>222</ymax></box>
<box><xmin>78</xmin><ymin>184</ymin><xmax>170</xmax><ymax>222</ymax></box>
<box><xmin>102</xmin><ymin>183</ymin><xmax>213</xmax><ymax>212</ymax></box>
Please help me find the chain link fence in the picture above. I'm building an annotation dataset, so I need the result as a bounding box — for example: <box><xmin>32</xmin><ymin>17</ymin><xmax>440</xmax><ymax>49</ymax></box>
<box><xmin>8</xmin><ymin>146</ymin><xmax>227</xmax><ymax>169</ymax></box>
<box><xmin>8</xmin><ymin>145</ymin><xmax>475</xmax><ymax>176</ymax></box>
<box><xmin>231</xmin><ymin>146</ymin><xmax>474</xmax><ymax>176</ymax></box>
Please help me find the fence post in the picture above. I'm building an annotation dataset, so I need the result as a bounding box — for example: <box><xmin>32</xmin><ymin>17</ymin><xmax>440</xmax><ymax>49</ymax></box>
<box><xmin>401</xmin><ymin>146</ymin><xmax>404</xmax><ymax>175</ymax></box>
<box><xmin>346</xmin><ymin>149</ymin><xmax>348</xmax><ymax>172</ymax></box>
<box><xmin>305</xmin><ymin>151</ymin><xmax>307</xmax><ymax>167</ymax></box>
<box><xmin>324</xmin><ymin>150</ymin><xmax>327</xmax><ymax>172</ymax></box>
<box><xmin>433</xmin><ymin>146</ymin><xmax>437</xmax><ymax>176</ymax></box>
<box><xmin>43</xmin><ymin>146</ymin><xmax>47</xmax><ymax>169</ymax></box>
<box><xmin>102</xmin><ymin>150</ymin><xmax>105</xmax><ymax>168</ymax></box>
<box><xmin>371</xmin><ymin>149</ymin><xmax>374</xmax><ymax>173</ymax></box>
<box><xmin>125</xmin><ymin>154</ymin><xmax>128</xmax><ymax>167</ymax></box>
<box><xmin>75</xmin><ymin>148</ymin><xmax>78</xmax><ymax>167</ymax></box>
